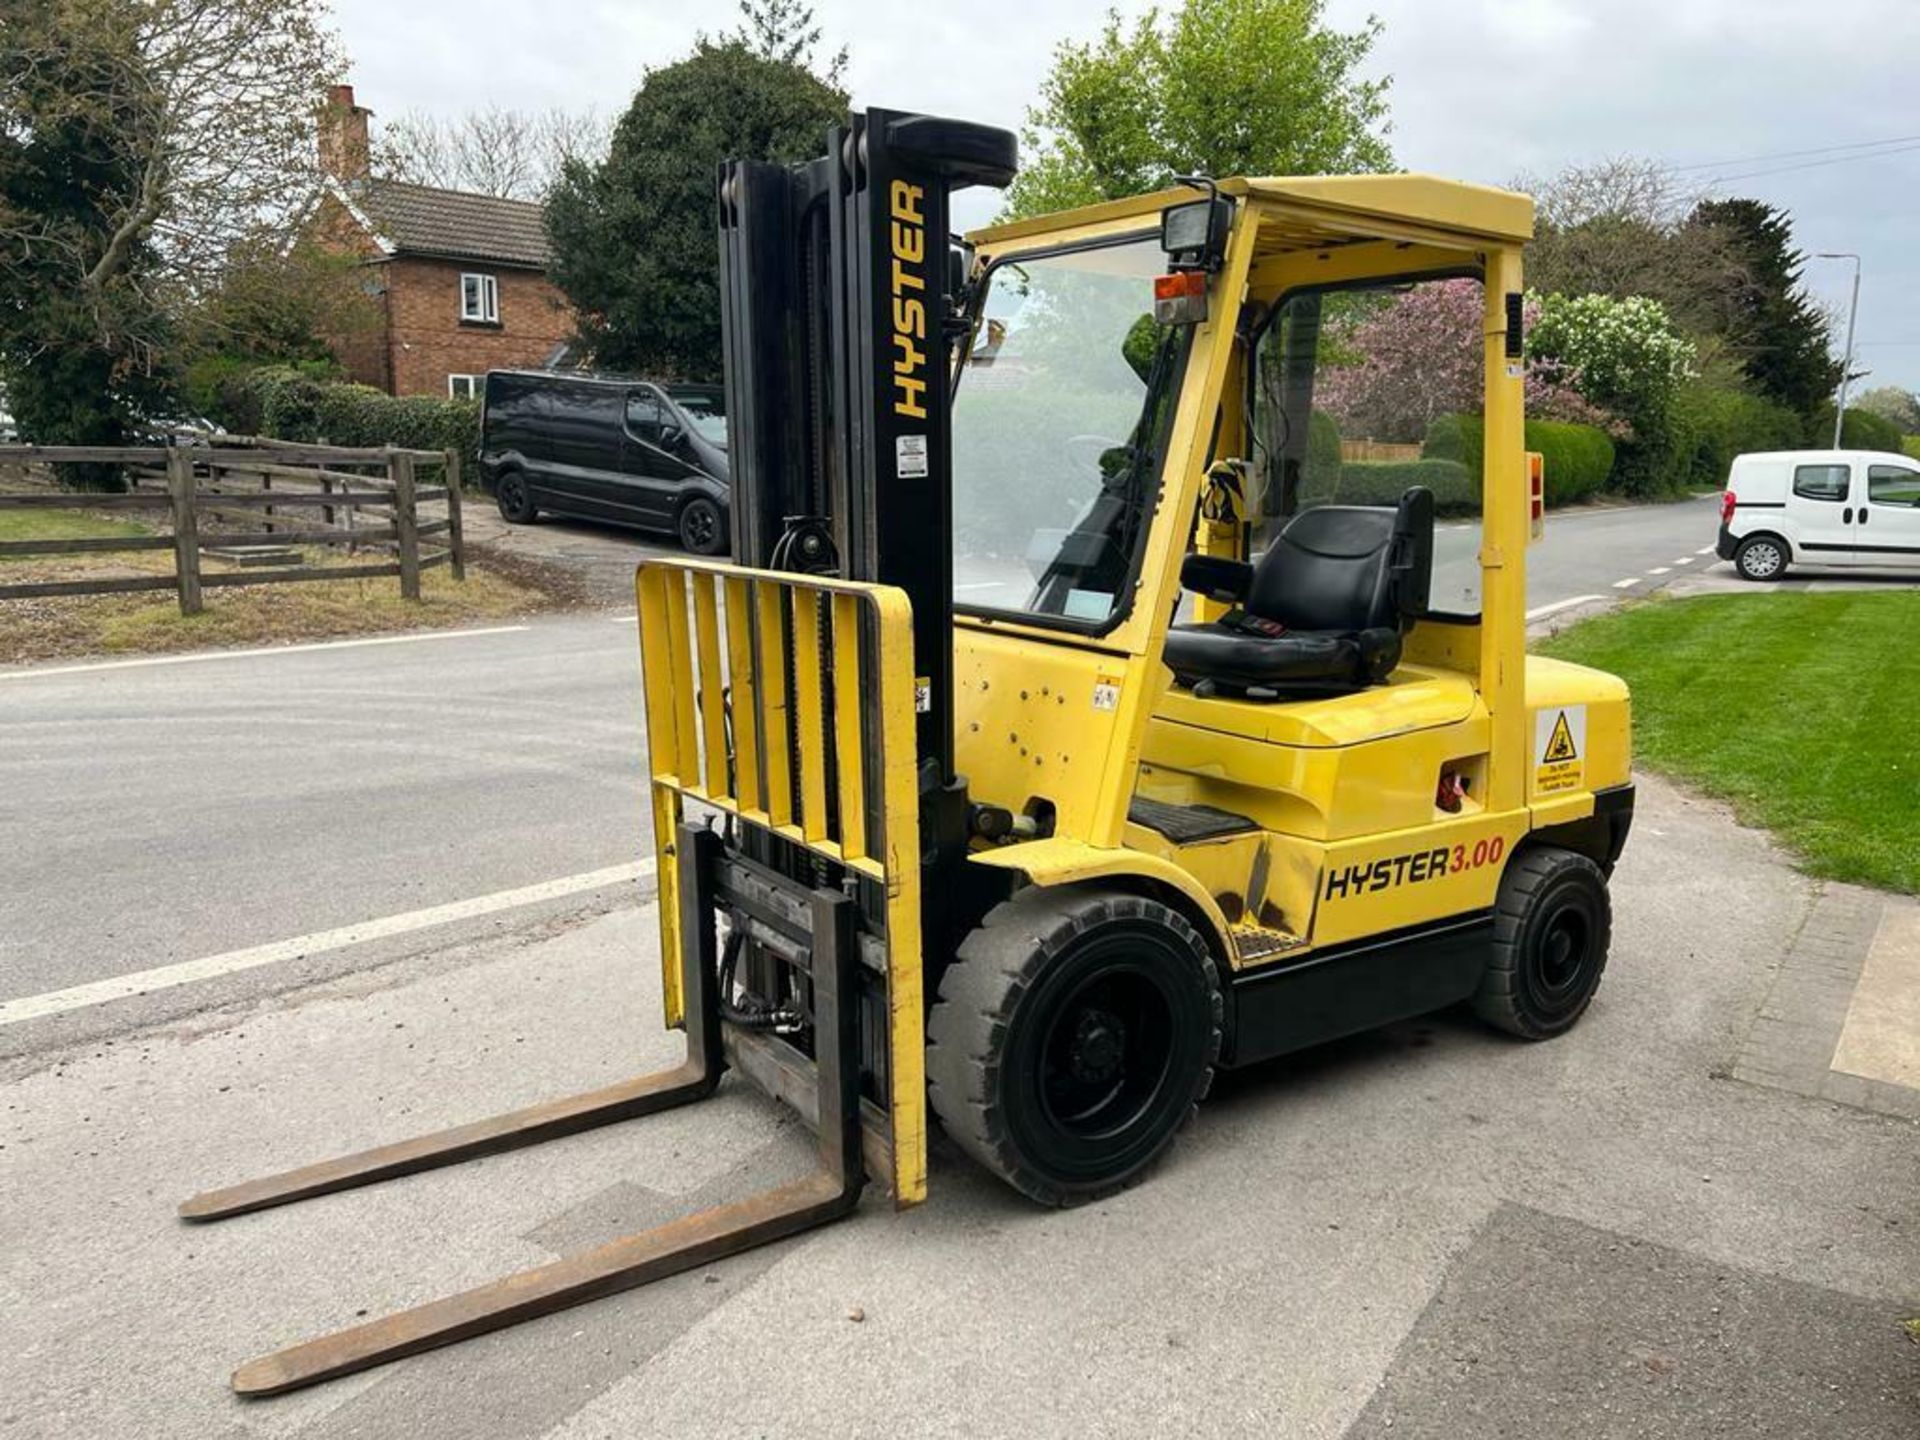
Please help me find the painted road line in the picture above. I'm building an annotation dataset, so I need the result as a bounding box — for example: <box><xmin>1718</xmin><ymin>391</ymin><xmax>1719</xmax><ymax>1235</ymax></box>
<box><xmin>1697</xmin><ymin>546</ymin><xmax>1717</xmax><ymax>556</ymax></box>
<box><xmin>0</xmin><ymin>860</ymin><xmax>656</xmax><ymax>1026</ymax></box>
<box><xmin>605</xmin><ymin>612</ymin><xmax>639</xmax><ymax>624</ymax></box>
<box><xmin>1525</xmin><ymin>595</ymin><xmax>1604</xmax><ymax>622</ymax></box>
<box><xmin>1647</xmin><ymin>566</ymin><xmax>1671</xmax><ymax>575</ymax></box>
<box><xmin>0</xmin><ymin>625</ymin><xmax>532</xmax><ymax>682</ymax></box>
<box><xmin>1613</xmin><ymin>577</ymin><xmax>1642</xmax><ymax>589</ymax></box>
<box><xmin>1673</xmin><ymin>556</ymin><xmax>1694</xmax><ymax>564</ymax></box>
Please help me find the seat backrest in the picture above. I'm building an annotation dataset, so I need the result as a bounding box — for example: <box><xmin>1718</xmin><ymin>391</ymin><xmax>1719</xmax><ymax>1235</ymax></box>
<box><xmin>1246</xmin><ymin>487</ymin><xmax>1433</xmax><ymax>633</ymax></box>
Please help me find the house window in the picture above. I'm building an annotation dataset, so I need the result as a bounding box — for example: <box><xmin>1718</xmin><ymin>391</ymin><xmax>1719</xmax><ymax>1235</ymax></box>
<box><xmin>448</xmin><ymin>374</ymin><xmax>479</xmax><ymax>400</ymax></box>
<box><xmin>460</xmin><ymin>273</ymin><xmax>499</xmax><ymax>324</ymax></box>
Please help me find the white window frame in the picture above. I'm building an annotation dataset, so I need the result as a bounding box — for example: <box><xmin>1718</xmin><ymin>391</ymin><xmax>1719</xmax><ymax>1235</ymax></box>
<box><xmin>459</xmin><ymin>272</ymin><xmax>499</xmax><ymax>324</ymax></box>
<box><xmin>448</xmin><ymin>374</ymin><xmax>479</xmax><ymax>400</ymax></box>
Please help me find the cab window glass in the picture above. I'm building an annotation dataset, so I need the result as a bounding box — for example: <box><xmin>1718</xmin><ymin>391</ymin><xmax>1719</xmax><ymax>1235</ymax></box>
<box><xmin>1253</xmin><ymin>276</ymin><xmax>1484</xmax><ymax>616</ymax></box>
<box><xmin>1792</xmin><ymin>464</ymin><xmax>1850</xmax><ymax>501</ymax></box>
<box><xmin>626</xmin><ymin>391</ymin><xmax>668</xmax><ymax>445</ymax></box>
<box><xmin>1867</xmin><ymin>464</ymin><xmax>1920</xmax><ymax>507</ymax></box>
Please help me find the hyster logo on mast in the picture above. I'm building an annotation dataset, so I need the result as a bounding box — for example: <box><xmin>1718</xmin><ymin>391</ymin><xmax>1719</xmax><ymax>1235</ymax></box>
<box><xmin>888</xmin><ymin>180</ymin><xmax>929</xmax><ymax>423</ymax></box>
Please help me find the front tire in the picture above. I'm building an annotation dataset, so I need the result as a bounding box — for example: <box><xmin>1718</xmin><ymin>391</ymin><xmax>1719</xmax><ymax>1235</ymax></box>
<box><xmin>677</xmin><ymin>495</ymin><xmax>727</xmax><ymax>555</ymax></box>
<box><xmin>927</xmin><ymin>888</ymin><xmax>1222</xmax><ymax>1207</ymax></box>
<box><xmin>495</xmin><ymin>470</ymin><xmax>538</xmax><ymax>524</ymax></box>
<box><xmin>1733</xmin><ymin>534</ymin><xmax>1787</xmax><ymax>581</ymax></box>
<box><xmin>1472</xmin><ymin>846</ymin><xmax>1611</xmax><ymax>1040</ymax></box>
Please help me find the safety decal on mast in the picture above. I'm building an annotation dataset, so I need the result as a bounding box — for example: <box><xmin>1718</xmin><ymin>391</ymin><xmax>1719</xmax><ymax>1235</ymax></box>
<box><xmin>1534</xmin><ymin>705</ymin><xmax>1586</xmax><ymax>794</ymax></box>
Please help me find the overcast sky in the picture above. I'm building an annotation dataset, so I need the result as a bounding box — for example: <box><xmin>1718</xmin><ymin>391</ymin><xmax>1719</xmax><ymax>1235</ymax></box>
<box><xmin>334</xmin><ymin>0</ymin><xmax>1920</xmax><ymax>392</ymax></box>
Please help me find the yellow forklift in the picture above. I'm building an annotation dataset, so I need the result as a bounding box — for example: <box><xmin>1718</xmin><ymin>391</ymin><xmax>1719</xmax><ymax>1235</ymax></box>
<box><xmin>182</xmin><ymin>108</ymin><xmax>1632</xmax><ymax>1393</ymax></box>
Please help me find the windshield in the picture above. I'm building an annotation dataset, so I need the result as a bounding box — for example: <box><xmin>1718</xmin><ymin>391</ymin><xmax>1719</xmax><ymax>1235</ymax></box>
<box><xmin>951</xmin><ymin>237</ymin><xmax>1189</xmax><ymax>628</ymax></box>
<box><xmin>667</xmin><ymin>387</ymin><xmax>728</xmax><ymax>447</ymax></box>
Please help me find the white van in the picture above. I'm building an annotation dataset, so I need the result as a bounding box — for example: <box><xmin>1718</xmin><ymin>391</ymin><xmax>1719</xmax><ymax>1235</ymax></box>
<box><xmin>1718</xmin><ymin>449</ymin><xmax>1920</xmax><ymax>580</ymax></box>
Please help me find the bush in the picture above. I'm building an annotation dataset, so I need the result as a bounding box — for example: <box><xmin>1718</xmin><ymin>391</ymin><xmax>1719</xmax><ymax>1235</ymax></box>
<box><xmin>1316</xmin><ymin>458</ymin><xmax>1476</xmax><ymax>513</ymax></box>
<box><xmin>1665</xmin><ymin>383</ymin><xmax>1803</xmax><ymax>490</ymax></box>
<box><xmin>1903</xmin><ymin>436</ymin><xmax>1920</xmax><ymax>462</ymax></box>
<box><xmin>1421</xmin><ymin>413</ymin><xmax>1615</xmax><ymax>506</ymax></box>
<box><xmin>1836</xmin><ymin>405</ymin><xmax>1904</xmax><ymax>454</ymax></box>
<box><xmin>211</xmin><ymin>366</ymin><xmax>481</xmax><ymax>472</ymax></box>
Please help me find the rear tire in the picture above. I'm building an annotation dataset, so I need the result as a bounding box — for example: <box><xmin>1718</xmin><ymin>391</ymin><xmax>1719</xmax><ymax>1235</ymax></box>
<box><xmin>495</xmin><ymin>470</ymin><xmax>537</xmax><ymax>524</ymax></box>
<box><xmin>1733</xmin><ymin>534</ymin><xmax>1787</xmax><ymax>581</ymax></box>
<box><xmin>926</xmin><ymin>888</ymin><xmax>1222</xmax><ymax>1207</ymax></box>
<box><xmin>1472</xmin><ymin>845</ymin><xmax>1611</xmax><ymax>1040</ymax></box>
<box><xmin>677</xmin><ymin>496</ymin><xmax>727</xmax><ymax>555</ymax></box>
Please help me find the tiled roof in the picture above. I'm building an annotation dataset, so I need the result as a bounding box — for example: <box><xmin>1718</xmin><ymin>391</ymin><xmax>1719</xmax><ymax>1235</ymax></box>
<box><xmin>348</xmin><ymin>180</ymin><xmax>552</xmax><ymax>269</ymax></box>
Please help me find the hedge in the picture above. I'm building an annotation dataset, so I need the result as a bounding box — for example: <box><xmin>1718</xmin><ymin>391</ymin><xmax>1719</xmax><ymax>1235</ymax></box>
<box><xmin>210</xmin><ymin>366</ymin><xmax>481</xmax><ymax>474</ymax></box>
<box><xmin>1421</xmin><ymin>413</ymin><xmax>1615</xmax><ymax>506</ymax></box>
<box><xmin>1835</xmin><ymin>405</ymin><xmax>1904</xmax><ymax>454</ymax></box>
<box><xmin>1665</xmin><ymin>383</ymin><xmax>1802</xmax><ymax>490</ymax></box>
<box><xmin>1312</xmin><ymin>458</ymin><xmax>1477</xmax><ymax>514</ymax></box>
<box><xmin>1904</xmin><ymin>435</ymin><xmax>1920</xmax><ymax>462</ymax></box>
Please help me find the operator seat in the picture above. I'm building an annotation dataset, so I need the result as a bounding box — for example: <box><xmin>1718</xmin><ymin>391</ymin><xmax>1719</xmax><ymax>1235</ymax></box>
<box><xmin>1162</xmin><ymin>487</ymin><xmax>1434</xmax><ymax>700</ymax></box>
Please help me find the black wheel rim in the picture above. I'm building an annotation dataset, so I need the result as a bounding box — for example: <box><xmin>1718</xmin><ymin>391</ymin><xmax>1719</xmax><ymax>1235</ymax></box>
<box><xmin>1037</xmin><ymin>965</ymin><xmax>1174</xmax><ymax>1139</ymax></box>
<box><xmin>1525</xmin><ymin>889</ymin><xmax>1600</xmax><ymax>1023</ymax></box>
<box><xmin>499</xmin><ymin>478</ymin><xmax>525</xmax><ymax>515</ymax></box>
<box><xmin>1001</xmin><ymin>921</ymin><xmax>1205</xmax><ymax>1188</ymax></box>
<box><xmin>684</xmin><ymin>503</ymin><xmax>716</xmax><ymax>550</ymax></box>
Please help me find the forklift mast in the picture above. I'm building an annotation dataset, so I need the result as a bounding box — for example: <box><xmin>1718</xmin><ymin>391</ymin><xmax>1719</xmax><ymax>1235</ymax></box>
<box><xmin>718</xmin><ymin>109</ymin><xmax>1017</xmax><ymax>792</ymax></box>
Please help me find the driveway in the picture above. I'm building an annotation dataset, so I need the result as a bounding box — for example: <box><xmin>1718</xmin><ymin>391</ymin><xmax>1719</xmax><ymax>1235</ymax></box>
<box><xmin>2</xmin><ymin>774</ymin><xmax>1914</xmax><ymax>1439</ymax></box>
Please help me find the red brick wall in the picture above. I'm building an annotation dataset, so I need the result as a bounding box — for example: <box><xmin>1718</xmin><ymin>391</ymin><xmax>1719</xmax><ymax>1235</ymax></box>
<box><xmin>385</xmin><ymin>259</ymin><xmax>574</xmax><ymax>397</ymax></box>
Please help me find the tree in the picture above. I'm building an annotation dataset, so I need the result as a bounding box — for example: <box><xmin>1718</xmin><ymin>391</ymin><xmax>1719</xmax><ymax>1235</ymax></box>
<box><xmin>1316</xmin><ymin>280</ymin><xmax>1618</xmax><ymax>444</ymax></box>
<box><xmin>1855</xmin><ymin>385</ymin><xmax>1920</xmax><ymax>435</ymax></box>
<box><xmin>1008</xmin><ymin>0</ymin><xmax>1392</xmax><ymax>219</ymax></box>
<box><xmin>1528</xmin><ymin>292</ymin><xmax>1696</xmax><ymax>494</ymax></box>
<box><xmin>1686</xmin><ymin>198</ymin><xmax>1839</xmax><ymax>419</ymax></box>
<box><xmin>0</xmin><ymin>0</ymin><xmax>340</xmax><ymax>478</ymax></box>
<box><xmin>375</xmin><ymin>104</ymin><xmax>612</xmax><ymax>202</ymax></box>
<box><xmin>735</xmin><ymin>0</ymin><xmax>846</xmax><ymax>85</ymax></box>
<box><xmin>545</xmin><ymin>36</ymin><xmax>846</xmax><ymax>379</ymax></box>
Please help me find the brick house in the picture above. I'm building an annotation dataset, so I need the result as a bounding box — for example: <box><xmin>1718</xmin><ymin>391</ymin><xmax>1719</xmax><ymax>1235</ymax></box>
<box><xmin>311</xmin><ymin>85</ymin><xmax>576</xmax><ymax>398</ymax></box>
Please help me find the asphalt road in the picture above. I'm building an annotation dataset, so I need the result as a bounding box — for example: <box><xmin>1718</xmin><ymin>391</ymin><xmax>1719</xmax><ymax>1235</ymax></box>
<box><xmin>0</xmin><ymin>494</ymin><xmax>1722</xmax><ymax>1015</ymax></box>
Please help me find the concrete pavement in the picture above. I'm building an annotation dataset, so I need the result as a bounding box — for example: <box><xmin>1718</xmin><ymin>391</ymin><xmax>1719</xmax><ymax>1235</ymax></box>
<box><xmin>2</xmin><ymin>773</ymin><xmax>1914</xmax><ymax>1439</ymax></box>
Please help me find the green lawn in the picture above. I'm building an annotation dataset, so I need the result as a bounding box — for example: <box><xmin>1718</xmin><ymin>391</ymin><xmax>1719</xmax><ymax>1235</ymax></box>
<box><xmin>1540</xmin><ymin>592</ymin><xmax>1920</xmax><ymax>894</ymax></box>
<box><xmin>0</xmin><ymin>508</ymin><xmax>152</xmax><ymax>555</ymax></box>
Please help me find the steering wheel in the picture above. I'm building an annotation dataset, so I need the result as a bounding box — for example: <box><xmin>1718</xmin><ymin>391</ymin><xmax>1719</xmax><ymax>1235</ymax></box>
<box><xmin>1064</xmin><ymin>433</ymin><xmax>1126</xmax><ymax>481</ymax></box>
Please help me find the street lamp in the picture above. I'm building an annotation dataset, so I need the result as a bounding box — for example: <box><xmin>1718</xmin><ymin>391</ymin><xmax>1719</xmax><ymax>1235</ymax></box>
<box><xmin>1816</xmin><ymin>252</ymin><xmax>1861</xmax><ymax>449</ymax></box>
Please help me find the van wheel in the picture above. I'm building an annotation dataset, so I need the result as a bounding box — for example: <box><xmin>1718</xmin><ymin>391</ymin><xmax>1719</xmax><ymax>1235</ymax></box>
<box><xmin>1733</xmin><ymin>534</ymin><xmax>1787</xmax><ymax>581</ymax></box>
<box><xmin>1473</xmin><ymin>846</ymin><xmax>1611</xmax><ymax>1040</ymax></box>
<box><xmin>495</xmin><ymin>471</ymin><xmax>537</xmax><ymax>524</ymax></box>
<box><xmin>678</xmin><ymin>496</ymin><xmax>726</xmax><ymax>555</ymax></box>
<box><xmin>927</xmin><ymin>888</ymin><xmax>1222</xmax><ymax>1207</ymax></box>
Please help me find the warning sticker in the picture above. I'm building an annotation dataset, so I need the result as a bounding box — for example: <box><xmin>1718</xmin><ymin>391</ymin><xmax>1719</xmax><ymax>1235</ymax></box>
<box><xmin>913</xmin><ymin>676</ymin><xmax>931</xmax><ymax>713</ymax></box>
<box><xmin>1092</xmin><ymin>676</ymin><xmax>1121</xmax><ymax>712</ymax></box>
<box><xmin>1534</xmin><ymin>705</ymin><xmax>1586</xmax><ymax>794</ymax></box>
<box><xmin>896</xmin><ymin>434</ymin><xmax>928</xmax><ymax>479</ymax></box>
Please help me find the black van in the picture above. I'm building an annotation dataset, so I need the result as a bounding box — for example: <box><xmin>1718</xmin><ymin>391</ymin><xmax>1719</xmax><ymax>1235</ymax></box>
<box><xmin>479</xmin><ymin>371</ymin><xmax>731</xmax><ymax>554</ymax></box>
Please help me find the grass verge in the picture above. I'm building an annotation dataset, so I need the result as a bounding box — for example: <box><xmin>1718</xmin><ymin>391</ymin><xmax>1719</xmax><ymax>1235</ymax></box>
<box><xmin>1540</xmin><ymin>592</ymin><xmax>1919</xmax><ymax>894</ymax></box>
<box><xmin>1</xmin><ymin>542</ymin><xmax>574</xmax><ymax>665</ymax></box>
<box><xmin>0</xmin><ymin>508</ymin><xmax>154</xmax><ymax>551</ymax></box>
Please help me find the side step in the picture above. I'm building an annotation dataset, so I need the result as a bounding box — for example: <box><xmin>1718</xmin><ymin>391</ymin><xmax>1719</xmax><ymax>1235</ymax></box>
<box><xmin>180</xmin><ymin>825</ymin><xmax>865</xmax><ymax>1397</ymax></box>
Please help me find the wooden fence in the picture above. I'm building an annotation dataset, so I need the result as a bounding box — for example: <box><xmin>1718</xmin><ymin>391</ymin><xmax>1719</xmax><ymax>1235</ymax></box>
<box><xmin>0</xmin><ymin>440</ymin><xmax>464</xmax><ymax>615</ymax></box>
<box><xmin>1339</xmin><ymin>439</ymin><xmax>1425</xmax><ymax>464</ymax></box>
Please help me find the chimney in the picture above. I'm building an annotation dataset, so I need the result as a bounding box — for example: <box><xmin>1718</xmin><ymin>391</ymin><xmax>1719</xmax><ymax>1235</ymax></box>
<box><xmin>318</xmin><ymin>83</ymin><xmax>372</xmax><ymax>183</ymax></box>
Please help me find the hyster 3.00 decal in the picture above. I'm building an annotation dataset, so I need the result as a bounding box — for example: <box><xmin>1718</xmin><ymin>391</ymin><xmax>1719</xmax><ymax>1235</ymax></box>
<box><xmin>1323</xmin><ymin>835</ymin><xmax>1507</xmax><ymax>900</ymax></box>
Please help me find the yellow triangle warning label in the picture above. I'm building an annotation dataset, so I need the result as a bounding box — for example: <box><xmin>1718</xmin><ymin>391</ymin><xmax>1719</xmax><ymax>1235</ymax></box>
<box><xmin>1542</xmin><ymin>710</ymin><xmax>1579</xmax><ymax>763</ymax></box>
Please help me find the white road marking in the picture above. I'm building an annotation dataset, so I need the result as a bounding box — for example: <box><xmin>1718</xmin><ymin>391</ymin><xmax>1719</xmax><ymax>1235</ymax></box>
<box><xmin>1648</xmin><ymin>566</ymin><xmax>1671</xmax><ymax>575</ymax></box>
<box><xmin>1613</xmin><ymin>577</ymin><xmax>1642</xmax><ymax>589</ymax></box>
<box><xmin>605</xmin><ymin>612</ymin><xmax>639</xmax><ymax>624</ymax></box>
<box><xmin>1696</xmin><ymin>546</ymin><xmax>1716</xmax><ymax>556</ymax></box>
<box><xmin>0</xmin><ymin>625</ymin><xmax>532</xmax><ymax>682</ymax></box>
<box><xmin>953</xmin><ymin>581</ymin><xmax>1002</xmax><ymax>592</ymax></box>
<box><xmin>1525</xmin><ymin>595</ymin><xmax>1604</xmax><ymax>621</ymax></box>
<box><xmin>0</xmin><ymin>860</ymin><xmax>655</xmax><ymax>1026</ymax></box>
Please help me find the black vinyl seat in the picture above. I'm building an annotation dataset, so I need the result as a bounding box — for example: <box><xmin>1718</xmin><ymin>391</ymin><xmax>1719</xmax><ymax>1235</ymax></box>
<box><xmin>1163</xmin><ymin>487</ymin><xmax>1434</xmax><ymax>700</ymax></box>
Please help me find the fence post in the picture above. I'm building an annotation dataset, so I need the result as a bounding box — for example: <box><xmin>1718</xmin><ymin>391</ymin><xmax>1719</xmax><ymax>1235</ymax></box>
<box><xmin>167</xmin><ymin>447</ymin><xmax>203</xmax><ymax>615</ymax></box>
<box><xmin>391</xmin><ymin>449</ymin><xmax>421</xmax><ymax>601</ymax></box>
<box><xmin>443</xmin><ymin>449</ymin><xmax>466</xmax><ymax>581</ymax></box>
